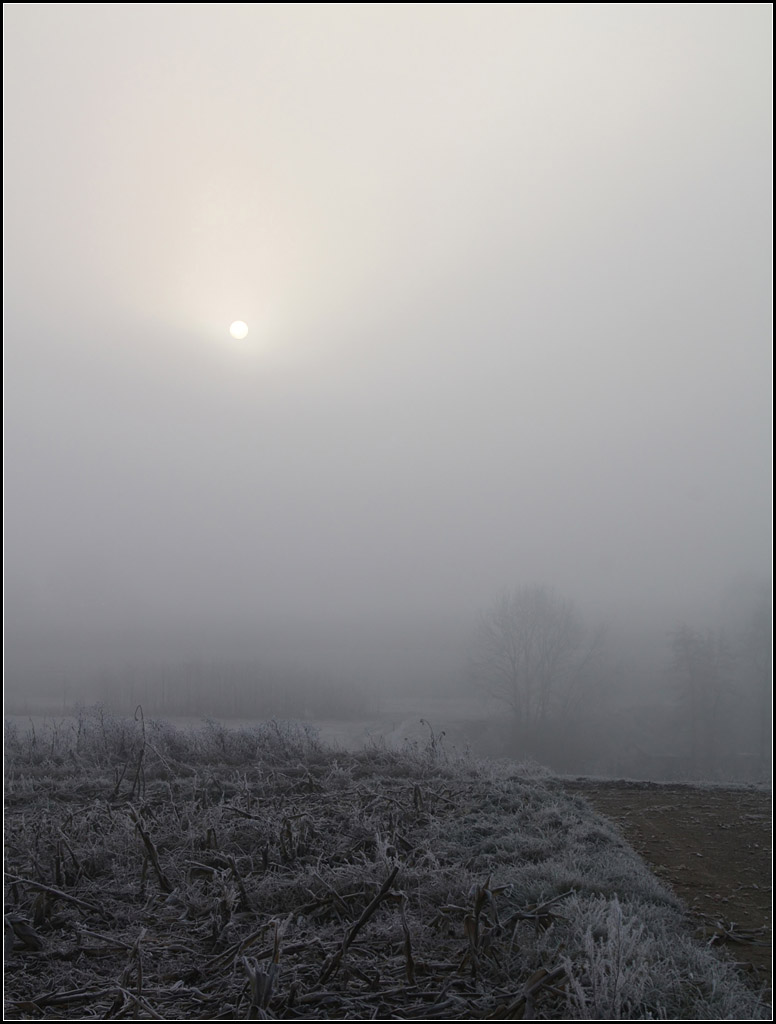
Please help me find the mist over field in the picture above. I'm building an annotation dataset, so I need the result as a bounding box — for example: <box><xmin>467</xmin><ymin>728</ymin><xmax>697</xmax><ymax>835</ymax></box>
<box><xmin>4</xmin><ymin>4</ymin><xmax>771</xmax><ymax>779</ymax></box>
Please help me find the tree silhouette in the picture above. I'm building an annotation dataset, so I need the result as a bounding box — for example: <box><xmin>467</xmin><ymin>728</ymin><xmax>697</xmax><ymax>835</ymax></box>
<box><xmin>470</xmin><ymin>584</ymin><xmax>603</xmax><ymax>735</ymax></box>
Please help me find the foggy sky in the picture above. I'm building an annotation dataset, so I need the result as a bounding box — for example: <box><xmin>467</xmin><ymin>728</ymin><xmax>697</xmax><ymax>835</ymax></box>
<box><xmin>4</xmin><ymin>4</ymin><xmax>772</xmax><ymax>683</ymax></box>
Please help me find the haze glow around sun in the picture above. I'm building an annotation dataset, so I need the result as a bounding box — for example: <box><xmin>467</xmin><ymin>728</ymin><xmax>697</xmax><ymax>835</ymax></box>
<box><xmin>229</xmin><ymin>321</ymin><xmax>248</xmax><ymax>340</ymax></box>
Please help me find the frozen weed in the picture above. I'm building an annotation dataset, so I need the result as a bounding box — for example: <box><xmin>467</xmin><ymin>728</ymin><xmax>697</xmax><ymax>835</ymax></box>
<box><xmin>3</xmin><ymin>714</ymin><xmax>767</xmax><ymax>1019</ymax></box>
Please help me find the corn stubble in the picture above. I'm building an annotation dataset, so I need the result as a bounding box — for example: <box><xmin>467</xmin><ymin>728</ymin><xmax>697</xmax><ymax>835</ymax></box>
<box><xmin>3</xmin><ymin>711</ymin><xmax>768</xmax><ymax>1019</ymax></box>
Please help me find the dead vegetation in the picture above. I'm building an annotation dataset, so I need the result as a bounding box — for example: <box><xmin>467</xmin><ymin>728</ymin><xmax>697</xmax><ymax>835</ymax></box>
<box><xmin>4</xmin><ymin>710</ymin><xmax>768</xmax><ymax>1019</ymax></box>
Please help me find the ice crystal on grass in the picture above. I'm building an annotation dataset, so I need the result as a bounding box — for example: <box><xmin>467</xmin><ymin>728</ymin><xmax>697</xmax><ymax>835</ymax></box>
<box><xmin>3</xmin><ymin>711</ymin><xmax>767</xmax><ymax>1020</ymax></box>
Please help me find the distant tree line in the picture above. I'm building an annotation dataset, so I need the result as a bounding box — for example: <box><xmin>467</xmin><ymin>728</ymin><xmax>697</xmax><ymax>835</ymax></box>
<box><xmin>467</xmin><ymin>579</ymin><xmax>771</xmax><ymax>781</ymax></box>
<box><xmin>669</xmin><ymin>581</ymin><xmax>771</xmax><ymax>777</ymax></box>
<box><xmin>56</xmin><ymin>660</ymin><xmax>374</xmax><ymax>722</ymax></box>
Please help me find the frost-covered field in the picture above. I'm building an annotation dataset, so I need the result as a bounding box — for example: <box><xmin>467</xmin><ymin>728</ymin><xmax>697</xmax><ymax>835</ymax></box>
<box><xmin>4</xmin><ymin>712</ymin><xmax>767</xmax><ymax>1019</ymax></box>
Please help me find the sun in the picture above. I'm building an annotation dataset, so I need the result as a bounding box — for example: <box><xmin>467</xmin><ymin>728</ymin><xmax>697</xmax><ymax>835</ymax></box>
<box><xmin>229</xmin><ymin>321</ymin><xmax>249</xmax><ymax>340</ymax></box>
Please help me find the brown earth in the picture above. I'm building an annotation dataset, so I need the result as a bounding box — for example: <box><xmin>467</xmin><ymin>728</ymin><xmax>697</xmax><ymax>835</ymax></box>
<box><xmin>563</xmin><ymin>779</ymin><xmax>772</xmax><ymax>1001</ymax></box>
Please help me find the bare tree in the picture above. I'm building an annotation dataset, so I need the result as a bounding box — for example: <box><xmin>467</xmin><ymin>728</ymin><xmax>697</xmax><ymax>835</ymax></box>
<box><xmin>670</xmin><ymin>625</ymin><xmax>733</xmax><ymax>773</ymax></box>
<box><xmin>470</xmin><ymin>585</ymin><xmax>603</xmax><ymax>733</ymax></box>
<box><xmin>730</xmin><ymin>580</ymin><xmax>772</xmax><ymax>771</ymax></box>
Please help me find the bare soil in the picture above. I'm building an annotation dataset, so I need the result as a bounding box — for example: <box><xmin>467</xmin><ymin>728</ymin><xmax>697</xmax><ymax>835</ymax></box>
<box><xmin>563</xmin><ymin>779</ymin><xmax>772</xmax><ymax>998</ymax></box>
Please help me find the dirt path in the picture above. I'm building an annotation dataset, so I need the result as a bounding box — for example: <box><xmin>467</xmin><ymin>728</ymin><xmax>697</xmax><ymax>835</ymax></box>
<box><xmin>563</xmin><ymin>779</ymin><xmax>772</xmax><ymax>1000</ymax></box>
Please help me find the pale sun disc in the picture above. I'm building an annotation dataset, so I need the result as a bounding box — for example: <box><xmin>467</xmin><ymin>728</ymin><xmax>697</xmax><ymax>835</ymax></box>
<box><xmin>229</xmin><ymin>321</ymin><xmax>249</xmax><ymax>340</ymax></box>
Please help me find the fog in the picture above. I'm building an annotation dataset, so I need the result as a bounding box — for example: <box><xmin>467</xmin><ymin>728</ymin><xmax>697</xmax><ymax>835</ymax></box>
<box><xmin>4</xmin><ymin>6</ymin><xmax>771</xmax><ymax>774</ymax></box>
